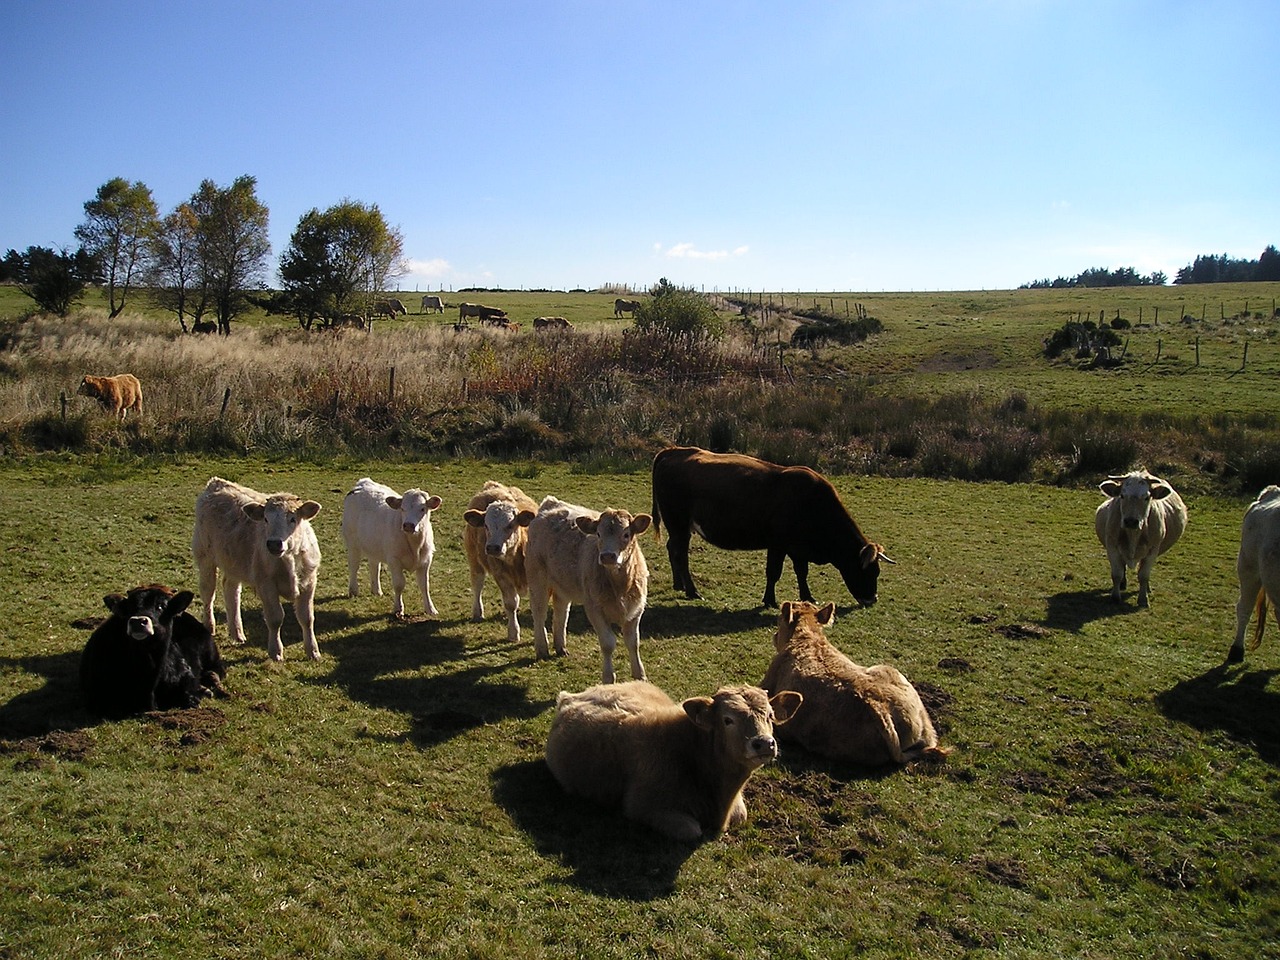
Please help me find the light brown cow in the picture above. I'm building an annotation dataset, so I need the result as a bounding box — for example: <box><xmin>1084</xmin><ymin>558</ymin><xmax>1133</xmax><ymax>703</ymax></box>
<box><xmin>545</xmin><ymin>680</ymin><xmax>802</xmax><ymax>842</ymax></box>
<box><xmin>1094</xmin><ymin>470</ymin><xmax>1187</xmax><ymax>606</ymax></box>
<box><xmin>459</xmin><ymin>302</ymin><xmax>507</xmax><ymax>324</ymax></box>
<box><xmin>761</xmin><ymin>601</ymin><xmax>948</xmax><ymax>766</ymax></box>
<box><xmin>1230</xmin><ymin>484</ymin><xmax>1280</xmax><ymax>663</ymax></box>
<box><xmin>77</xmin><ymin>374</ymin><xmax>143</xmax><ymax>420</ymax></box>
<box><xmin>525</xmin><ymin>495</ymin><xmax>651</xmax><ymax>683</ymax></box>
<box><xmin>192</xmin><ymin>477</ymin><xmax>323</xmax><ymax>661</ymax></box>
<box><xmin>533</xmin><ymin>316</ymin><xmax>574</xmax><ymax>330</ymax></box>
<box><xmin>463</xmin><ymin>481</ymin><xmax>539</xmax><ymax>644</ymax></box>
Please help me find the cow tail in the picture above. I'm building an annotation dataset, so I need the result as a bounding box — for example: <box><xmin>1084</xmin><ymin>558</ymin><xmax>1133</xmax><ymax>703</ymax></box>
<box><xmin>650</xmin><ymin>490</ymin><xmax>663</xmax><ymax>542</ymax></box>
<box><xmin>1251</xmin><ymin>589</ymin><xmax>1268</xmax><ymax>651</ymax></box>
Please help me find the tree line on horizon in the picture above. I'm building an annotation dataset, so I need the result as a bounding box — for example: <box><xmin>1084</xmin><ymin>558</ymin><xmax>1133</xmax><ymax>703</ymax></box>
<box><xmin>1021</xmin><ymin>245</ymin><xmax>1280</xmax><ymax>289</ymax></box>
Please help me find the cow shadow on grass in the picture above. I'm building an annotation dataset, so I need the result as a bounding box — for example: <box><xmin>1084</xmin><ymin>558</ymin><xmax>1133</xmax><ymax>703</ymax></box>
<box><xmin>491</xmin><ymin>758</ymin><xmax>693</xmax><ymax>900</ymax></box>
<box><xmin>1041</xmin><ymin>588</ymin><xmax>1144</xmax><ymax>633</ymax></box>
<box><xmin>1156</xmin><ymin>663</ymin><xmax>1280</xmax><ymax>766</ymax></box>
<box><xmin>0</xmin><ymin>650</ymin><xmax>91</xmax><ymax>740</ymax></box>
<box><xmin>642</xmin><ymin>600</ymin><xmax>778</xmax><ymax>640</ymax></box>
<box><xmin>311</xmin><ymin>617</ymin><xmax>550</xmax><ymax>750</ymax></box>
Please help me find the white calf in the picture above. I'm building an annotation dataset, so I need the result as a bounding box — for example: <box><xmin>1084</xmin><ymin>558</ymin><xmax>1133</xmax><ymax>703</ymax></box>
<box><xmin>1231</xmin><ymin>485</ymin><xmax>1280</xmax><ymax>663</ymax></box>
<box><xmin>524</xmin><ymin>496</ymin><xmax>651</xmax><ymax>683</ymax></box>
<box><xmin>192</xmin><ymin>477</ymin><xmax>322</xmax><ymax>661</ymax></box>
<box><xmin>1094</xmin><ymin>470</ymin><xmax>1187</xmax><ymax>606</ymax></box>
<box><xmin>342</xmin><ymin>477</ymin><xmax>442</xmax><ymax>617</ymax></box>
<box><xmin>463</xmin><ymin>481</ymin><xmax>538</xmax><ymax>644</ymax></box>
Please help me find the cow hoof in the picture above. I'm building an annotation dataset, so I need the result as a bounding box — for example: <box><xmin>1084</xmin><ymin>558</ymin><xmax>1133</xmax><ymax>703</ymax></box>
<box><xmin>1226</xmin><ymin>646</ymin><xmax>1244</xmax><ymax>664</ymax></box>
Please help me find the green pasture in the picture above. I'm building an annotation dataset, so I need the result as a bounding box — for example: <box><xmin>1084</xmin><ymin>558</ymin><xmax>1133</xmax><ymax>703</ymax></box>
<box><xmin>1</xmin><ymin>455</ymin><xmax>1276</xmax><ymax>959</ymax></box>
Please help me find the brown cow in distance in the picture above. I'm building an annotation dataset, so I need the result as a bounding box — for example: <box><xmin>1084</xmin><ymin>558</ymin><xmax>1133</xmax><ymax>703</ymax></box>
<box><xmin>650</xmin><ymin>446</ymin><xmax>892</xmax><ymax>608</ymax></box>
<box><xmin>77</xmin><ymin>374</ymin><xmax>143</xmax><ymax>420</ymax></box>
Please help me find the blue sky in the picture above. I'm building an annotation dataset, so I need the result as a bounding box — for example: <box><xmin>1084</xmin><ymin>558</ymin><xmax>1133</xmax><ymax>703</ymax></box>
<box><xmin>2</xmin><ymin>1</ymin><xmax>1275</xmax><ymax>292</ymax></box>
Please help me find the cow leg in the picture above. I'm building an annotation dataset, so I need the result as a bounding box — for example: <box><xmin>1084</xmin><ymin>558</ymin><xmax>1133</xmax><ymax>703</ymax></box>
<box><xmin>528</xmin><ymin>574</ymin><xmax>552</xmax><ymax>659</ymax></box>
<box><xmin>260</xmin><ymin>588</ymin><xmax>286</xmax><ymax>661</ymax></box>
<box><xmin>621</xmin><ymin>616</ymin><xmax>646</xmax><ymax>681</ymax></box>
<box><xmin>197</xmin><ymin>563</ymin><xmax>219</xmax><ymax>636</ymax></box>
<box><xmin>225</xmin><ymin>578</ymin><xmax>246</xmax><ymax>645</ymax></box>
<box><xmin>1105</xmin><ymin>547</ymin><xmax>1127</xmax><ymax>601</ymax></box>
<box><xmin>763</xmin><ymin>548</ymin><xmax>787</xmax><ymax>608</ymax></box>
<box><xmin>369</xmin><ymin>561</ymin><xmax>384</xmax><ymax>597</ymax></box>
<box><xmin>500</xmin><ymin>582</ymin><xmax>521</xmax><ymax>645</ymax></box>
<box><xmin>1231</xmin><ymin>570</ymin><xmax>1265</xmax><ymax>662</ymax></box>
<box><xmin>296</xmin><ymin>581</ymin><xmax>320</xmax><ymax>661</ymax></box>
<box><xmin>792</xmin><ymin>557</ymin><xmax>814</xmax><ymax>603</ymax></box>
<box><xmin>347</xmin><ymin>551</ymin><xmax>362</xmax><ymax>598</ymax></box>
<box><xmin>469</xmin><ymin>562</ymin><xmax>487</xmax><ymax>622</ymax></box>
<box><xmin>666</xmin><ymin>525</ymin><xmax>700</xmax><ymax>599</ymax></box>
<box><xmin>389</xmin><ymin>565</ymin><xmax>407</xmax><ymax>618</ymax></box>
<box><xmin>550</xmin><ymin>594</ymin><xmax>571</xmax><ymax>658</ymax></box>
<box><xmin>416</xmin><ymin>560</ymin><xmax>438</xmax><ymax>617</ymax></box>
<box><xmin>1136</xmin><ymin>556</ymin><xmax>1157</xmax><ymax>607</ymax></box>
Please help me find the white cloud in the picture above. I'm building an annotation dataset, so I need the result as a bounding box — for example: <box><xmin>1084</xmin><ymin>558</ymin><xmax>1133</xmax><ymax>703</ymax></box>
<box><xmin>405</xmin><ymin>257</ymin><xmax>452</xmax><ymax>279</ymax></box>
<box><xmin>657</xmin><ymin>242</ymin><xmax>749</xmax><ymax>261</ymax></box>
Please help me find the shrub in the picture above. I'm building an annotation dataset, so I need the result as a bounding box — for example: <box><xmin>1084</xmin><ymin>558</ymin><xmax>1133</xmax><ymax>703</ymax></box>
<box><xmin>632</xmin><ymin>278</ymin><xmax>725</xmax><ymax>341</ymax></box>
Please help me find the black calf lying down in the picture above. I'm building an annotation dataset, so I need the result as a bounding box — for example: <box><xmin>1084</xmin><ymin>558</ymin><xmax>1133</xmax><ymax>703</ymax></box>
<box><xmin>81</xmin><ymin>584</ymin><xmax>228</xmax><ymax>720</ymax></box>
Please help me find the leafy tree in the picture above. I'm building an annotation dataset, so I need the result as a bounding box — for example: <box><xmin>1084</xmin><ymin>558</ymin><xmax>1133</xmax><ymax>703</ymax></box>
<box><xmin>1256</xmin><ymin>245</ymin><xmax>1280</xmax><ymax>282</ymax></box>
<box><xmin>14</xmin><ymin>245</ymin><xmax>95</xmax><ymax>316</ymax></box>
<box><xmin>188</xmin><ymin>176</ymin><xmax>271</xmax><ymax>335</ymax></box>
<box><xmin>148</xmin><ymin>203</ymin><xmax>209</xmax><ymax>331</ymax></box>
<box><xmin>278</xmin><ymin>200</ymin><xmax>406</xmax><ymax>327</ymax></box>
<box><xmin>74</xmin><ymin>177</ymin><xmax>159</xmax><ymax>318</ymax></box>
<box><xmin>633</xmin><ymin>277</ymin><xmax>724</xmax><ymax>341</ymax></box>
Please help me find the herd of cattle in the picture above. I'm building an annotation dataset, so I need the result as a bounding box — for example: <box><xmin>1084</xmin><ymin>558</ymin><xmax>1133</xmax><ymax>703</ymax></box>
<box><xmin>78</xmin><ymin>447</ymin><xmax>1280</xmax><ymax>841</ymax></box>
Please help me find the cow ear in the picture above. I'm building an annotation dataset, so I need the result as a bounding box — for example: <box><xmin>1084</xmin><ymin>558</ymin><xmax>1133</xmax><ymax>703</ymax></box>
<box><xmin>516</xmin><ymin>510</ymin><xmax>536</xmax><ymax>527</ymax></box>
<box><xmin>299</xmin><ymin>500</ymin><xmax>322</xmax><ymax>520</ymax></box>
<box><xmin>103</xmin><ymin>593</ymin><xmax>125</xmax><ymax>612</ymax></box>
<box><xmin>164</xmin><ymin>590</ymin><xmax>195</xmax><ymax>620</ymax></box>
<box><xmin>630</xmin><ymin>514</ymin><xmax>652</xmax><ymax>536</ymax></box>
<box><xmin>426</xmin><ymin>495</ymin><xmax>443</xmax><ymax>511</ymax></box>
<box><xmin>770</xmin><ymin>691</ymin><xmax>803</xmax><ymax>724</ymax></box>
<box><xmin>682</xmin><ymin>696</ymin><xmax>716</xmax><ymax>729</ymax></box>
<box><xmin>576</xmin><ymin>516</ymin><xmax>600</xmax><ymax>535</ymax></box>
<box><xmin>860</xmin><ymin>542</ymin><xmax>891</xmax><ymax>569</ymax></box>
<box><xmin>1099</xmin><ymin>480</ymin><xmax>1123</xmax><ymax>497</ymax></box>
<box><xmin>1149</xmin><ymin>482</ymin><xmax>1173</xmax><ymax>500</ymax></box>
<box><xmin>817</xmin><ymin>602</ymin><xmax>836</xmax><ymax>625</ymax></box>
<box><xmin>463</xmin><ymin>509</ymin><xmax>486</xmax><ymax>528</ymax></box>
<box><xmin>779</xmin><ymin>600</ymin><xmax>794</xmax><ymax>623</ymax></box>
<box><xmin>242</xmin><ymin>503</ymin><xmax>266</xmax><ymax>522</ymax></box>
<box><xmin>385</xmin><ymin>496</ymin><xmax>403</xmax><ymax>510</ymax></box>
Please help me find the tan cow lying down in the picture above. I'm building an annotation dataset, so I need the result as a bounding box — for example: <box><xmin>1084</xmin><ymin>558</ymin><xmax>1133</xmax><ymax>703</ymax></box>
<box><xmin>1094</xmin><ymin>470</ymin><xmax>1187</xmax><ymax>607</ymax></box>
<box><xmin>192</xmin><ymin>477</ymin><xmax>322</xmax><ymax>661</ymax></box>
<box><xmin>761</xmin><ymin>601</ymin><xmax>948</xmax><ymax>766</ymax></box>
<box><xmin>525</xmin><ymin>496</ymin><xmax>651</xmax><ymax>683</ymax></box>
<box><xmin>545</xmin><ymin>680</ymin><xmax>802</xmax><ymax>842</ymax></box>
<box><xmin>463</xmin><ymin>481</ymin><xmax>539</xmax><ymax>644</ymax></box>
<box><xmin>1230</xmin><ymin>484</ymin><xmax>1280</xmax><ymax>663</ymax></box>
<box><xmin>77</xmin><ymin>374</ymin><xmax>143</xmax><ymax>420</ymax></box>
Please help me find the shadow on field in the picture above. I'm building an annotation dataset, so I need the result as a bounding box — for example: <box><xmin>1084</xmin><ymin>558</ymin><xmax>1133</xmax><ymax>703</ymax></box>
<box><xmin>491</xmin><ymin>759</ymin><xmax>692</xmax><ymax>900</ymax></box>
<box><xmin>1156</xmin><ymin>663</ymin><xmax>1280</xmax><ymax>766</ymax></box>
<box><xmin>0</xmin><ymin>650</ymin><xmax>88</xmax><ymax>739</ymax></box>
<box><xmin>314</xmin><ymin>619</ymin><xmax>549</xmax><ymax>749</ymax></box>
<box><xmin>642</xmin><ymin>600</ymin><xmax>778</xmax><ymax>639</ymax></box>
<box><xmin>1041</xmin><ymin>588</ymin><xmax>1144</xmax><ymax>632</ymax></box>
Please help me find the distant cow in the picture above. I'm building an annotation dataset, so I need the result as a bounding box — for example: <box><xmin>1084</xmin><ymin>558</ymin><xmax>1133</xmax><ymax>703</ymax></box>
<box><xmin>192</xmin><ymin>477</ymin><xmax>323</xmax><ymax>661</ymax></box>
<box><xmin>546</xmin><ymin>680</ymin><xmax>801</xmax><ymax>842</ymax></box>
<box><xmin>77</xmin><ymin>374</ymin><xmax>143</xmax><ymax>420</ymax></box>
<box><xmin>614</xmin><ymin>298</ymin><xmax>640</xmax><ymax>318</ymax></box>
<box><xmin>651</xmin><ymin>446</ymin><xmax>893</xmax><ymax>609</ymax></box>
<box><xmin>192</xmin><ymin>320</ymin><xmax>217</xmax><ymax>334</ymax></box>
<box><xmin>1094</xmin><ymin>470</ymin><xmax>1187</xmax><ymax>607</ymax></box>
<box><xmin>533</xmin><ymin>316</ymin><xmax>574</xmax><ymax>330</ymax></box>
<box><xmin>421</xmin><ymin>295</ymin><xmax>445</xmax><ymax>314</ymax></box>
<box><xmin>1230</xmin><ymin>485</ymin><xmax>1280</xmax><ymax>663</ymax></box>
<box><xmin>342</xmin><ymin>477</ymin><xmax>442</xmax><ymax>618</ymax></box>
<box><xmin>459</xmin><ymin>302</ymin><xmax>508</xmax><ymax>325</ymax></box>
<box><xmin>463</xmin><ymin>481</ymin><xmax>539</xmax><ymax>644</ymax></box>
<box><xmin>761</xmin><ymin>601</ymin><xmax>948</xmax><ymax>766</ymax></box>
<box><xmin>525</xmin><ymin>496</ymin><xmax>652</xmax><ymax>683</ymax></box>
<box><xmin>81</xmin><ymin>584</ymin><xmax>228</xmax><ymax>720</ymax></box>
<box><xmin>375</xmin><ymin>298</ymin><xmax>408</xmax><ymax>318</ymax></box>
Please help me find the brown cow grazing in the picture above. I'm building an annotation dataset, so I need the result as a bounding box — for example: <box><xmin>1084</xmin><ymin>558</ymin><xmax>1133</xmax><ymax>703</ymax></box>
<box><xmin>1094</xmin><ymin>470</ymin><xmax>1187</xmax><ymax>607</ymax></box>
<box><xmin>614</xmin><ymin>298</ymin><xmax>640</xmax><ymax>318</ymax></box>
<box><xmin>459</xmin><ymin>302</ymin><xmax>508</xmax><ymax>325</ymax></box>
<box><xmin>77</xmin><ymin>374</ymin><xmax>143</xmax><ymax>420</ymax></box>
<box><xmin>533</xmin><ymin>316</ymin><xmax>574</xmax><ymax>330</ymax></box>
<box><xmin>525</xmin><ymin>496</ymin><xmax>651</xmax><ymax>683</ymax></box>
<box><xmin>545</xmin><ymin>680</ymin><xmax>802</xmax><ymax>842</ymax></box>
<box><xmin>761</xmin><ymin>601</ymin><xmax>948</xmax><ymax>766</ymax></box>
<box><xmin>463</xmin><ymin>481</ymin><xmax>539</xmax><ymax>645</ymax></box>
<box><xmin>651</xmin><ymin>446</ymin><xmax>893</xmax><ymax>608</ymax></box>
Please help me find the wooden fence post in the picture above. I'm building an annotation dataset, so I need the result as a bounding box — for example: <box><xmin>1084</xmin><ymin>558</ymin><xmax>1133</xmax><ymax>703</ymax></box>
<box><xmin>1195</xmin><ymin>337</ymin><xmax>1200</xmax><ymax>367</ymax></box>
<box><xmin>60</xmin><ymin>391</ymin><xmax>66</xmax><ymax>421</ymax></box>
<box><xmin>220</xmin><ymin>387</ymin><xmax>232</xmax><ymax>418</ymax></box>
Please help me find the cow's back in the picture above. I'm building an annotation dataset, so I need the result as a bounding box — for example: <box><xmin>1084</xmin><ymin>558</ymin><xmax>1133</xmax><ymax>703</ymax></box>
<box><xmin>527</xmin><ymin>496</ymin><xmax>598</xmax><ymax>594</ymax></box>
<box><xmin>193</xmin><ymin>478</ymin><xmax>274</xmax><ymax>584</ymax></box>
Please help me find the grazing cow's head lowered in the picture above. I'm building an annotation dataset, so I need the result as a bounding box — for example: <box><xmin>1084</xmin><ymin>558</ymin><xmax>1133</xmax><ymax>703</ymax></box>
<box><xmin>1099</xmin><ymin>472</ymin><xmax>1175</xmax><ymax>531</ymax></box>
<box><xmin>577</xmin><ymin>509</ymin><xmax>652</xmax><ymax>568</ymax></box>
<box><xmin>465</xmin><ymin>501</ymin><xmax>536</xmax><ymax>558</ymax></box>
<box><xmin>387</xmin><ymin>488</ymin><xmax>442</xmax><ymax>535</ymax></box>
<box><xmin>243</xmin><ymin>494</ymin><xmax>322</xmax><ymax>556</ymax></box>
<box><xmin>839</xmin><ymin>542</ymin><xmax>894</xmax><ymax>607</ymax></box>
<box><xmin>684</xmin><ymin>685</ymin><xmax>802</xmax><ymax>770</ymax></box>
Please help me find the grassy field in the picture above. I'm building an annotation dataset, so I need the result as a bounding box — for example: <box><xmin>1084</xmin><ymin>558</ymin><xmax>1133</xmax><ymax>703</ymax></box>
<box><xmin>1</xmin><ymin>282</ymin><xmax>1278</xmax><ymax>957</ymax></box>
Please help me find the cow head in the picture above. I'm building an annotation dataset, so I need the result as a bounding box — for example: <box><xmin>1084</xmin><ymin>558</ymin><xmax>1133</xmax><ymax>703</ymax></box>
<box><xmin>243</xmin><ymin>495</ymin><xmax>322</xmax><ymax>556</ymax></box>
<box><xmin>387</xmin><ymin>489</ymin><xmax>442</xmax><ymax>535</ymax></box>
<box><xmin>774</xmin><ymin>600</ymin><xmax>837</xmax><ymax>651</ymax></box>
<box><xmin>106</xmin><ymin>585</ymin><xmax>194</xmax><ymax>645</ymax></box>
<box><xmin>576</xmin><ymin>509</ymin><xmax>652</xmax><ymax>568</ymax></box>
<box><xmin>1100</xmin><ymin>471</ymin><xmax>1174</xmax><ymax>530</ymax></box>
<box><xmin>466</xmin><ymin>501</ymin><xmax>536</xmax><ymax>557</ymax></box>
<box><xmin>838</xmin><ymin>542</ymin><xmax>894</xmax><ymax>607</ymax></box>
<box><xmin>683</xmin><ymin>685</ymin><xmax>803</xmax><ymax>769</ymax></box>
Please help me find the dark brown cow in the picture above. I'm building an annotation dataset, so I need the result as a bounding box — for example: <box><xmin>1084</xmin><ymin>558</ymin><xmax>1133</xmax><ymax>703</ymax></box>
<box><xmin>650</xmin><ymin>446</ymin><xmax>892</xmax><ymax>608</ymax></box>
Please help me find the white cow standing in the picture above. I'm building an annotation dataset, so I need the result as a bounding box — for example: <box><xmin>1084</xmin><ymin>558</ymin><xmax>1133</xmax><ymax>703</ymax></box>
<box><xmin>192</xmin><ymin>477</ymin><xmax>323</xmax><ymax>661</ymax></box>
<box><xmin>524</xmin><ymin>495</ymin><xmax>652</xmax><ymax>684</ymax></box>
<box><xmin>1230</xmin><ymin>485</ymin><xmax>1280</xmax><ymax>663</ymax></box>
<box><xmin>342</xmin><ymin>477</ymin><xmax>442</xmax><ymax>617</ymax></box>
<box><xmin>1094</xmin><ymin>470</ymin><xmax>1187</xmax><ymax>607</ymax></box>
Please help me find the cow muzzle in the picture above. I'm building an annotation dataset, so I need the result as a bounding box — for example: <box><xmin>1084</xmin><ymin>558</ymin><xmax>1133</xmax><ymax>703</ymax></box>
<box><xmin>1122</xmin><ymin>517</ymin><xmax>1140</xmax><ymax>530</ymax></box>
<box><xmin>747</xmin><ymin>735</ymin><xmax>779</xmax><ymax>761</ymax></box>
<box><xmin>485</xmin><ymin>543</ymin><xmax>507</xmax><ymax>557</ymax></box>
<box><xmin>127</xmin><ymin>616</ymin><xmax>156</xmax><ymax>640</ymax></box>
<box><xmin>266</xmin><ymin>540</ymin><xmax>286</xmax><ymax>556</ymax></box>
<box><xmin>402</xmin><ymin>522</ymin><xmax>419</xmax><ymax>534</ymax></box>
<box><xmin>597</xmin><ymin>553</ymin><xmax>620</xmax><ymax>567</ymax></box>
